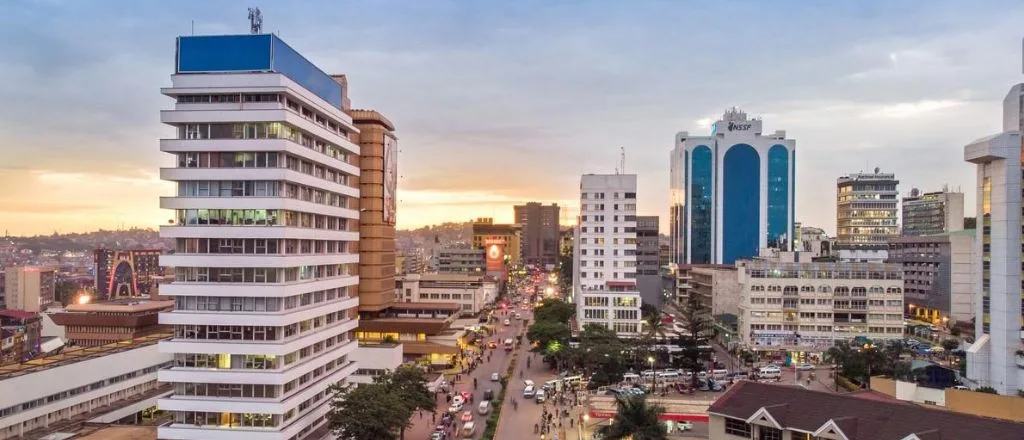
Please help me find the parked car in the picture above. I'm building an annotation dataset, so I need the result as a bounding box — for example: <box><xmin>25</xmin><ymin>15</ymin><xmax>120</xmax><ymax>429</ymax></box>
<box><xmin>449</xmin><ymin>401</ymin><xmax>464</xmax><ymax>412</ymax></box>
<box><xmin>460</xmin><ymin>411</ymin><xmax>473</xmax><ymax>423</ymax></box>
<box><xmin>483</xmin><ymin>389</ymin><xmax>494</xmax><ymax>401</ymax></box>
<box><xmin>795</xmin><ymin>363</ymin><xmax>815</xmax><ymax>371</ymax></box>
<box><xmin>676</xmin><ymin>421</ymin><xmax>694</xmax><ymax>432</ymax></box>
<box><xmin>490</xmin><ymin>372</ymin><xmax>500</xmax><ymax>381</ymax></box>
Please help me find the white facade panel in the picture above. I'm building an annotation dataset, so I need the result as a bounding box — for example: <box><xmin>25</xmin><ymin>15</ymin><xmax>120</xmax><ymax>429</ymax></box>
<box><xmin>160</xmin><ymin>253</ymin><xmax>359</xmax><ymax>269</ymax></box>
<box><xmin>160</xmin><ymin>138</ymin><xmax>359</xmax><ymax>176</ymax></box>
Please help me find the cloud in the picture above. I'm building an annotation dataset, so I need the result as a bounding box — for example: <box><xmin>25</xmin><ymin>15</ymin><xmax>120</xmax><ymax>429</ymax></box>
<box><xmin>860</xmin><ymin>99</ymin><xmax>964</xmax><ymax>119</ymax></box>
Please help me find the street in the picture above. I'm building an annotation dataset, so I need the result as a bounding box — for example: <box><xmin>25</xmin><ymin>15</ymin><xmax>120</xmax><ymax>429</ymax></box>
<box><xmin>405</xmin><ymin>307</ymin><xmax>526</xmax><ymax>440</ymax></box>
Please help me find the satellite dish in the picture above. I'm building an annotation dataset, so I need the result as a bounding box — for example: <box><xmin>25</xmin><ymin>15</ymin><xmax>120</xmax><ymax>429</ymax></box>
<box><xmin>874</xmin><ymin>167</ymin><xmax>880</xmax><ymax>174</ymax></box>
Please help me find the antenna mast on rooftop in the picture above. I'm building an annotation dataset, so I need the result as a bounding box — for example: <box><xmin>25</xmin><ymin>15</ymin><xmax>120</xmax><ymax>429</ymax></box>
<box><xmin>617</xmin><ymin>147</ymin><xmax>625</xmax><ymax>174</ymax></box>
<box><xmin>248</xmin><ymin>7</ymin><xmax>263</xmax><ymax>34</ymax></box>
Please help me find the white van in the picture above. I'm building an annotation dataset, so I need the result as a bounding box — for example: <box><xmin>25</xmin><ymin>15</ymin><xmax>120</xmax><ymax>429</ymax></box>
<box><xmin>477</xmin><ymin>401</ymin><xmax>491</xmax><ymax>415</ymax></box>
<box><xmin>657</xmin><ymin>371</ymin><xmax>680</xmax><ymax>381</ymax></box>
<box><xmin>535</xmin><ymin>389</ymin><xmax>547</xmax><ymax>403</ymax></box>
<box><xmin>622</xmin><ymin>373</ymin><xmax>641</xmax><ymax>383</ymax></box>
<box><xmin>711</xmin><ymin>369</ymin><xmax>729</xmax><ymax>380</ymax></box>
<box><xmin>758</xmin><ymin>366</ymin><xmax>782</xmax><ymax>379</ymax></box>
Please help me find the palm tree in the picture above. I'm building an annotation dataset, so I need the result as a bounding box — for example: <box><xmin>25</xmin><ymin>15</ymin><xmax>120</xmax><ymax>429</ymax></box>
<box><xmin>604</xmin><ymin>394</ymin><xmax>668</xmax><ymax>440</ymax></box>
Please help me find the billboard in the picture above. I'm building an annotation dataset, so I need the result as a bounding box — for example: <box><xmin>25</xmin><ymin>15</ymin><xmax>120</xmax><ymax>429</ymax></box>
<box><xmin>383</xmin><ymin>135</ymin><xmax>398</xmax><ymax>225</ymax></box>
<box><xmin>485</xmin><ymin>238</ymin><xmax>505</xmax><ymax>273</ymax></box>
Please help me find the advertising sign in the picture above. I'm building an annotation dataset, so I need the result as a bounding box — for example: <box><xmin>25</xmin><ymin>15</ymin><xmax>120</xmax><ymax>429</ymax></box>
<box><xmin>383</xmin><ymin>135</ymin><xmax>398</xmax><ymax>225</ymax></box>
<box><xmin>485</xmin><ymin>238</ymin><xmax>505</xmax><ymax>273</ymax></box>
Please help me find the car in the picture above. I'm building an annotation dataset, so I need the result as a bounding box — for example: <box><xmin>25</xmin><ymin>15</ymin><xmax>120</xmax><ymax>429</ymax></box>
<box><xmin>523</xmin><ymin>386</ymin><xmax>536</xmax><ymax>398</ymax></box>
<box><xmin>460</xmin><ymin>411</ymin><xmax>474</xmax><ymax>423</ymax></box>
<box><xmin>929</xmin><ymin>325</ymin><xmax>941</xmax><ymax>332</ymax></box>
<box><xmin>430</xmin><ymin>432</ymin><xmax>443</xmax><ymax>440</ymax></box>
<box><xmin>449</xmin><ymin>401</ymin><xmax>463</xmax><ymax>412</ymax></box>
<box><xmin>676</xmin><ymin>421</ymin><xmax>694</xmax><ymax>432</ymax></box>
<box><xmin>490</xmin><ymin>372</ymin><xmax>500</xmax><ymax>381</ymax></box>
<box><xmin>483</xmin><ymin>389</ymin><xmax>495</xmax><ymax>401</ymax></box>
<box><xmin>535</xmin><ymin>389</ymin><xmax>547</xmax><ymax>403</ymax></box>
<box><xmin>487</xmin><ymin>341</ymin><xmax>497</xmax><ymax>349</ymax></box>
<box><xmin>503</xmin><ymin>319</ymin><xmax>511</xmax><ymax>325</ymax></box>
<box><xmin>795</xmin><ymin>363</ymin><xmax>815</xmax><ymax>371</ymax></box>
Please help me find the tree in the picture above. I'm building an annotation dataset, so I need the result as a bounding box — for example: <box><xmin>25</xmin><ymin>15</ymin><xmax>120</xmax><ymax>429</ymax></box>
<box><xmin>527</xmin><ymin>320</ymin><xmax>571</xmax><ymax>354</ymax></box>
<box><xmin>578</xmin><ymin>324</ymin><xmax>627</xmax><ymax>386</ymax></box>
<box><xmin>604</xmin><ymin>394</ymin><xmax>668</xmax><ymax>440</ymax></box>
<box><xmin>329</xmin><ymin>383</ymin><xmax>410</xmax><ymax>440</ymax></box>
<box><xmin>329</xmin><ymin>366</ymin><xmax>435</xmax><ymax>440</ymax></box>
<box><xmin>976</xmin><ymin>386</ymin><xmax>998</xmax><ymax>394</ymax></box>
<box><xmin>676</xmin><ymin>294</ymin><xmax>712</xmax><ymax>385</ymax></box>
<box><xmin>533</xmin><ymin>297</ymin><xmax>575</xmax><ymax>323</ymax></box>
<box><xmin>941</xmin><ymin>338</ymin><xmax>960</xmax><ymax>352</ymax></box>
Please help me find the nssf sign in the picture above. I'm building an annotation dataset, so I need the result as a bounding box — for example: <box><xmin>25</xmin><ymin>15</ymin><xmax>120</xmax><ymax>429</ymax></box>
<box><xmin>727</xmin><ymin>121</ymin><xmax>752</xmax><ymax>131</ymax></box>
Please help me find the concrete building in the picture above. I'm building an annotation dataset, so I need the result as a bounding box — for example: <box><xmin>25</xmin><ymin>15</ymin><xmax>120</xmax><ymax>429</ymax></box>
<box><xmin>4</xmin><ymin>267</ymin><xmax>55</xmax><ymax>312</ymax></box>
<box><xmin>836</xmin><ymin>169</ymin><xmax>900</xmax><ymax>262</ymax></box>
<box><xmin>0</xmin><ymin>334</ymin><xmax>172</xmax><ymax>440</ymax></box>
<box><xmin>574</xmin><ymin>174</ymin><xmax>643</xmax><ymax>337</ymax></box>
<box><xmin>901</xmin><ymin>188</ymin><xmax>965</xmax><ymax>236</ymax></box>
<box><xmin>471</xmin><ymin>218</ymin><xmax>522</xmax><ymax>273</ymax></box>
<box><xmin>348</xmin><ymin>108</ymin><xmax>398</xmax><ymax>313</ymax></box>
<box><xmin>737</xmin><ymin>251</ymin><xmax>904</xmax><ymax>361</ymax></box>
<box><xmin>48</xmin><ymin>297</ymin><xmax>174</xmax><ymax>347</ymax></box>
<box><xmin>397</xmin><ymin>273</ymin><xmax>497</xmax><ymax>316</ymax></box>
<box><xmin>794</xmin><ymin>225</ymin><xmax>834</xmax><ymax>258</ymax></box>
<box><xmin>514</xmin><ymin>202</ymin><xmax>561</xmax><ymax>267</ymax></box>
<box><xmin>397</xmin><ymin>251</ymin><xmax>426</xmax><ymax>275</ymax></box>
<box><xmin>675</xmin><ymin>264</ymin><xmax>734</xmax><ymax>306</ymax></box>
<box><xmin>670</xmin><ymin>108</ymin><xmax>796</xmax><ymax>265</ymax></box>
<box><xmin>0</xmin><ymin>310</ymin><xmax>41</xmax><ymax>362</ymax></box>
<box><xmin>354</xmin><ymin>303</ymin><xmax>462</xmax><ymax>367</ymax></box>
<box><xmin>432</xmin><ymin>247</ymin><xmax>485</xmax><ymax>274</ymax></box>
<box><xmin>94</xmin><ymin>249</ymin><xmax>163</xmax><ymax>300</ymax></box>
<box><xmin>963</xmin><ymin>82</ymin><xmax>1024</xmax><ymax>395</ymax></box>
<box><xmin>349</xmin><ymin>343</ymin><xmax>404</xmax><ymax>385</ymax></box>
<box><xmin>887</xmin><ymin>230</ymin><xmax>975</xmax><ymax>325</ymax></box>
<box><xmin>706</xmin><ymin>381</ymin><xmax>1024</xmax><ymax>440</ymax></box>
<box><xmin>691</xmin><ymin>266</ymin><xmax>742</xmax><ymax>317</ymax></box>
<box><xmin>156</xmin><ymin>34</ymin><xmax>361</xmax><ymax>439</ymax></box>
<box><xmin>0</xmin><ymin>270</ymin><xmax>5</xmax><ymax>310</ymax></box>
<box><xmin>635</xmin><ymin>215</ymin><xmax>663</xmax><ymax>307</ymax></box>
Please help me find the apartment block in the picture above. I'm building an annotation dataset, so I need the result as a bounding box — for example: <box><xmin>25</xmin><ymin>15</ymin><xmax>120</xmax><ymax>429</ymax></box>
<box><xmin>514</xmin><ymin>202</ymin><xmax>560</xmax><ymax>266</ymax></box>
<box><xmin>4</xmin><ymin>267</ymin><xmax>55</xmax><ymax>312</ymax></box>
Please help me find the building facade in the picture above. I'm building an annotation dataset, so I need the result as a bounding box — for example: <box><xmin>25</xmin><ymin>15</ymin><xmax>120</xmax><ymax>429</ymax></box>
<box><xmin>397</xmin><ymin>273</ymin><xmax>497</xmax><ymax>316</ymax></box>
<box><xmin>156</xmin><ymin>34</ymin><xmax>361</xmax><ymax>439</ymax></box>
<box><xmin>3</xmin><ymin>267</ymin><xmax>55</xmax><ymax>313</ymax></box>
<box><xmin>963</xmin><ymin>82</ymin><xmax>1024</xmax><ymax>395</ymax></box>
<box><xmin>573</xmin><ymin>174</ymin><xmax>643</xmax><ymax>337</ymax></box>
<box><xmin>635</xmin><ymin>215</ymin><xmax>663</xmax><ymax>307</ymax></box>
<box><xmin>736</xmin><ymin>252</ymin><xmax>904</xmax><ymax>360</ymax></box>
<box><xmin>836</xmin><ymin>169</ymin><xmax>899</xmax><ymax>260</ymax></box>
<box><xmin>670</xmin><ymin>108</ymin><xmax>796</xmax><ymax>265</ymax></box>
<box><xmin>351</xmin><ymin>107</ymin><xmax>399</xmax><ymax>313</ymax></box>
<box><xmin>432</xmin><ymin>247</ymin><xmax>486</xmax><ymax>274</ymax></box>
<box><xmin>887</xmin><ymin>230</ymin><xmax>975</xmax><ymax>325</ymax></box>
<box><xmin>691</xmin><ymin>266</ymin><xmax>741</xmax><ymax>317</ymax></box>
<box><xmin>794</xmin><ymin>225</ymin><xmax>834</xmax><ymax>258</ymax></box>
<box><xmin>48</xmin><ymin>298</ymin><xmax>174</xmax><ymax>347</ymax></box>
<box><xmin>514</xmin><ymin>202</ymin><xmax>561</xmax><ymax>266</ymax></box>
<box><xmin>94</xmin><ymin>249</ymin><xmax>163</xmax><ymax>299</ymax></box>
<box><xmin>471</xmin><ymin>218</ymin><xmax>522</xmax><ymax>272</ymax></box>
<box><xmin>901</xmin><ymin>188</ymin><xmax>965</xmax><ymax>236</ymax></box>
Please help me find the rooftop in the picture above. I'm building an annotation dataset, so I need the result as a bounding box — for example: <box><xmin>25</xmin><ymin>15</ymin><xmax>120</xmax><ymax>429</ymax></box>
<box><xmin>64</xmin><ymin>299</ymin><xmax>174</xmax><ymax>313</ymax></box>
<box><xmin>0</xmin><ymin>333</ymin><xmax>170</xmax><ymax>379</ymax></box>
<box><xmin>708</xmin><ymin>381</ymin><xmax>1024</xmax><ymax>440</ymax></box>
<box><xmin>0</xmin><ymin>309</ymin><xmax>37</xmax><ymax>320</ymax></box>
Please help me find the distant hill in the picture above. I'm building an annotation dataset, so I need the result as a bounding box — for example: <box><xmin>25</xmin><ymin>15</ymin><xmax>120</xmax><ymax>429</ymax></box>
<box><xmin>396</xmin><ymin>221</ymin><xmax>473</xmax><ymax>252</ymax></box>
<box><xmin>7</xmin><ymin>228</ymin><xmax>172</xmax><ymax>253</ymax></box>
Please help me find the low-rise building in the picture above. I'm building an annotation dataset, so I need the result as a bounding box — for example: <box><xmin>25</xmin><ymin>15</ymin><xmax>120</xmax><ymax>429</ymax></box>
<box><xmin>675</xmin><ymin>264</ymin><xmax>734</xmax><ymax>307</ymax></box>
<box><xmin>432</xmin><ymin>247</ymin><xmax>486</xmax><ymax>274</ymax></box>
<box><xmin>0</xmin><ymin>333</ymin><xmax>172</xmax><ymax>440</ymax></box>
<box><xmin>0</xmin><ymin>310</ymin><xmax>41</xmax><ymax>362</ymax></box>
<box><xmin>737</xmin><ymin>251</ymin><xmax>904</xmax><ymax>360</ymax></box>
<box><xmin>349</xmin><ymin>343</ymin><xmax>404</xmax><ymax>385</ymax></box>
<box><xmin>887</xmin><ymin>229</ymin><xmax>975</xmax><ymax>325</ymax></box>
<box><xmin>707</xmin><ymin>381</ymin><xmax>1024</xmax><ymax>440</ymax></box>
<box><xmin>355</xmin><ymin>302</ymin><xmax>463</xmax><ymax>367</ymax></box>
<box><xmin>48</xmin><ymin>298</ymin><xmax>174</xmax><ymax>347</ymax></box>
<box><xmin>691</xmin><ymin>266</ymin><xmax>741</xmax><ymax>317</ymax></box>
<box><xmin>398</xmin><ymin>273</ymin><xmax>497</xmax><ymax>316</ymax></box>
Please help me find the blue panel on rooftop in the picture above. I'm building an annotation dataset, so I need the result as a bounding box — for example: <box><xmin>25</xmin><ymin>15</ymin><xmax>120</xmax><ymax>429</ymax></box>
<box><xmin>723</xmin><ymin>144</ymin><xmax>759</xmax><ymax>264</ymax></box>
<box><xmin>177</xmin><ymin>35</ymin><xmax>272</xmax><ymax>73</ymax></box>
<box><xmin>270</xmin><ymin>36</ymin><xmax>343</xmax><ymax>109</ymax></box>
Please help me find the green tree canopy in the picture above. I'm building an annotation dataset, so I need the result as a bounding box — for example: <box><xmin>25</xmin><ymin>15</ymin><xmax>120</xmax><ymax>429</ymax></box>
<box><xmin>527</xmin><ymin>320</ymin><xmax>571</xmax><ymax>353</ymax></box>
<box><xmin>534</xmin><ymin>297</ymin><xmax>575</xmax><ymax>323</ymax></box>
<box><xmin>328</xmin><ymin>383</ymin><xmax>410</xmax><ymax>440</ymax></box>
<box><xmin>604</xmin><ymin>394</ymin><xmax>668</xmax><ymax>440</ymax></box>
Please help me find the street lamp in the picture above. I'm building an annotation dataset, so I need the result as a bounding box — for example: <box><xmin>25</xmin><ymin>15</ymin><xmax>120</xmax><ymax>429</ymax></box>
<box><xmin>648</xmin><ymin>356</ymin><xmax>655</xmax><ymax>393</ymax></box>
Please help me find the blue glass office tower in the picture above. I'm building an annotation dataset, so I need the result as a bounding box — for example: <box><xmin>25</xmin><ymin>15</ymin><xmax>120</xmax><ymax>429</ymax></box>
<box><xmin>669</xmin><ymin>108</ymin><xmax>796</xmax><ymax>264</ymax></box>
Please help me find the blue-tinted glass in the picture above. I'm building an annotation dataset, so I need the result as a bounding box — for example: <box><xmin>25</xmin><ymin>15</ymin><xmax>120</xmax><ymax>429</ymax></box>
<box><xmin>270</xmin><ymin>36</ymin><xmax>343</xmax><ymax>109</ymax></box>
<box><xmin>177</xmin><ymin>35</ymin><xmax>272</xmax><ymax>73</ymax></box>
<box><xmin>767</xmin><ymin>145</ymin><xmax>789</xmax><ymax>249</ymax></box>
<box><xmin>690</xmin><ymin>145</ymin><xmax>713</xmax><ymax>264</ymax></box>
<box><xmin>791</xmin><ymin>149</ymin><xmax>796</xmax><ymax>250</ymax></box>
<box><xmin>723</xmin><ymin>144</ymin><xmax>759</xmax><ymax>264</ymax></box>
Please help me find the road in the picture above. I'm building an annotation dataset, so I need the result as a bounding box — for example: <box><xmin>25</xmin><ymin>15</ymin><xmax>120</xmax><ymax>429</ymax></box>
<box><xmin>406</xmin><ymin>308</ymin><xmax>525</xmax><ymax>440</ymax></box>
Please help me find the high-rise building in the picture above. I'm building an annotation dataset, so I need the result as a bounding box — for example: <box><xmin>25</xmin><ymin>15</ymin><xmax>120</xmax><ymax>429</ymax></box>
<box><xmin>573</xmin><ymin>174</ymin><xmax>643</xmax><ymax>337</ymax></box>
<box><xmin>93</xmin><ymin>249</ymin><xmax>162</xmax><ymax>299</ymax></box>
<box><xmin>3</xmin><ymin>267</ymin><xmax>55</xmax><ymax>312</ymax></box>
<box><xmin>350</xmin><ymin>107</ymin><xmax>398</xmax><ymax>313</ymax></box>
<box><xmin>157</xmin><ymin>34</ymin><xmax>361</xmax><ymax>438</ymax></box>
<box><xmin>670</xmin><ymin>108</ymin><xmax>796</xmax><ymax>265</ymax></box>
<box><xmin>887</xmin><ymin>230</ymin><xmax>975</xmax><ymax>325</ymax></box>
<box><xmin>836</xmin><ymin>169</ymin><xmax>899</xmax><ymax>261</ymax></box>
<box><xmin>635</xmin><ymin>216</ymin><xmax>662</xmax><ymax>307</ymax></box>
<box><xmin>963</xmin><ymin>82</ymin><xmax>1024</xmax><ymax>395</ymax></box>
<box><xmin>514</xmin><ymin>203</ymin><xmax>561</xmax><ymax>267</ymax></box>
<box><xmin>901</xmin><ymin>188</ymin><xmax>965</xmax><ymax>236</ymax></box>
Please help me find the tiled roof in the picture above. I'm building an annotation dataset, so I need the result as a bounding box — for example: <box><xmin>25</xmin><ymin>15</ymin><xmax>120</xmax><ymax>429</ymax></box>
<box><xmin>0</xmin><ymin>309</ymin><xmax>36</xmax><ymax>320</ymax></box>
<box><xmin>708</xmin><ymin>381</ymin><xmax>1024</xmax><ymax>440</ymax></box>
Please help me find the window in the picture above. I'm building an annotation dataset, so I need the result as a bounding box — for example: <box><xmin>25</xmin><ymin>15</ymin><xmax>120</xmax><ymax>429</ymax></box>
<box><xmin>758</xmin><ymin>426</ymin><xmax>782</xmax><ymax>440</ymax></box>
<box><xmin>724</xmin><ymin>417</ymin><xmax>751</xmax><ymax>437</ymax></box>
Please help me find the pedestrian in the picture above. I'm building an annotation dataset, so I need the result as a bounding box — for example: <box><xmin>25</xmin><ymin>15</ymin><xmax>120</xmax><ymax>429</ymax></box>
<box><xmin>432</xmin><ymin>412</ymin><xmax>437</xmax><ymax>423</ymax></box>
<box><xmin>419</xmin><ymin>410</ymin><xmax>423</xmax><ymax>419</ymax></box>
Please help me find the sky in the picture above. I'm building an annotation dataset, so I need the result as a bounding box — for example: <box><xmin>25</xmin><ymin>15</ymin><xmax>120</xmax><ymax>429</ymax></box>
<box><xmin>1</xmin><ymin>0</ymin><xmax>1024</xmax><ymax>236</ymax></box>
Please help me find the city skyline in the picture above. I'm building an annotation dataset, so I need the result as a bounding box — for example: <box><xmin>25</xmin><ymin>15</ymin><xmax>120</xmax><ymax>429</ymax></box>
<box><xmin>3</xmin><ymin>1</ymin><xmax>1024</xmax><ymax>236</ymax></box>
